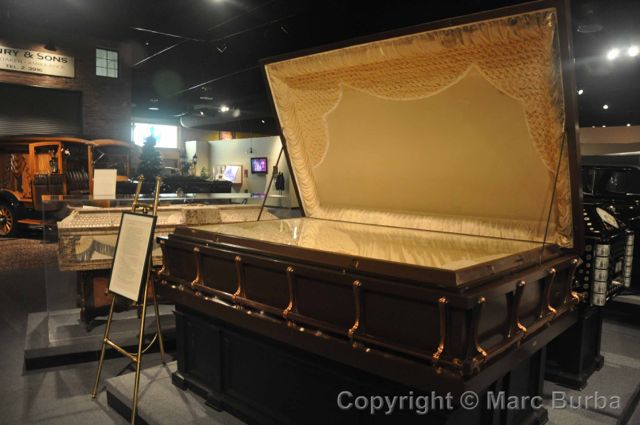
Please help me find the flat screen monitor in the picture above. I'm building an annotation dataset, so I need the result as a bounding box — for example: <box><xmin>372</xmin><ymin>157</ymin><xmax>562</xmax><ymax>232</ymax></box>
<box><xmin>251</xmin><ymin>157</ymin><xmax>268</xmax><ymax>174</ymax></box>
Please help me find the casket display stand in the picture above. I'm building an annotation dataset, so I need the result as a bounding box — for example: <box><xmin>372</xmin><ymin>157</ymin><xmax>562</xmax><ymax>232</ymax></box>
<box><xmin>546</xmin><ymin>204</ymin><xmax>633</xmax><ymax>389</ymax></box>
<box><xmin>545</xmin><ymin>305</ymin><xmax>604</xmax><ymax>390</ymax></box>
<box><xmin>158</xmin><ymin>1</ymin><xmax>584</xmax><ymax>424</ymax></box>
<box><xmin>169</xmin><ymin>304</ymin><xmax>554</xmax><ymax>425</ymax></box>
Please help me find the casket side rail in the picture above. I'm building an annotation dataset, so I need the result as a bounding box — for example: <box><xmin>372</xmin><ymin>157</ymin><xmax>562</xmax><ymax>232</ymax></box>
<box><xmin>159</xmin><ymin>235</ymin><xmax>579</xmax><ymax>378</ymax></box>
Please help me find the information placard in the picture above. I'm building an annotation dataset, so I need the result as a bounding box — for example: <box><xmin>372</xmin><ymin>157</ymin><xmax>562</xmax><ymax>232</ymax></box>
<box><xmin>93</xmin><ymin>169</ymin><xmax>117</xmax><ymax>200</ymax></box>
<box><xmin>108</xmin><ymin>213</ymin><xmax>157</xmax><ymax>301</ymax></box>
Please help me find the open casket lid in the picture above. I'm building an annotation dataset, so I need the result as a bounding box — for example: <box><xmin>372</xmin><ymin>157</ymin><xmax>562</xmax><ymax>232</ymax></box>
<box><xmin>263</xmin><ymin>0</ymin><xmax>582</xmax><ymax>250</ymax></box>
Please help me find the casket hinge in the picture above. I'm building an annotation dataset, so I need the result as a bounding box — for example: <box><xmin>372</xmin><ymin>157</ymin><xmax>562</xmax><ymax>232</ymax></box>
<box><xmin>542</xmin><ymin>268</ymin><xmax>558</xmax><ymax>318</ymax></box>
<box><xmin>348</xmin><ymin>280</ymin><xmax>363</xmax><ymax>340</ymax></box>
<box><xmin>507</xmin><ymin>280</ymin><xmax>527</xmax><ymax>338</ymax></box>
<box><xmin>566</xmin><ymin>257</ymin><xmax>581</xmax><ymax>305</ymax></box>
<box><xmin>233</xmin><ymin>255</ymin><xmax>246</xmax><ymax>301</ymax></box>
<box><xmin>432</xmin><ymin>297</ymin><xmax>448</xmax><ymax>362</ymax></box>
<box><xmin>191</xmin><ymin>247</ymin><xmax>203</xmax><ymax>288</ymax></box>
<box><xmin>283</xmin><ymin>266</ymin><xmax>297</xmax><ymax>320</ymax></box>
<box><xmin>465</xmin><ymin>296</ymin><xmax>488</xmax><ymax>374</ymax></box>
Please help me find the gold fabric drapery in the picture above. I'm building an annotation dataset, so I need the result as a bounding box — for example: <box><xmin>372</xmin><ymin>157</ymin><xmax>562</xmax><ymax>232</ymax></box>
<box><xmin>266</xmin><ymin>9</ymin><xmax>572</xmax><ymax>247</ymax></box>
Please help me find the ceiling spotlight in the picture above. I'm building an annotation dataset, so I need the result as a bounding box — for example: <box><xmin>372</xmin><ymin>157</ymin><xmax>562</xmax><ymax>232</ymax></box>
<box><xmin>219</xmin><ymin>105</ymin><xmax>230</xmax><ymax>113</ymax></box>
<box><xmin>144</xmin><ymin>41</ymin><xmax>150</xmax><ymax>47</ymax></box>
<box><xmin>607</xmin><ymin>48</ymin><xmax>620</xmax><ymax>60</ymax></box>
<box><xmin>199</xmin><ymin>111</ymin><xmax>205</xmax><ymax>116</ymax></box>
<box><xmin>602</xmin><ymin>104</ymin><xmax>609</xmax><ymax>110</ymax></box>
<box><xmin>148</xmin><ymin>107</ymin><xmax>159</xmax><ymax>111</ymax></box>
<box><xmin>261</xmin><ymin>119</ymin><xmax>266</xmax><ymax>124</ymax></box>
<box><xmin>602</xmin><ymin>125</ymin><xmax>606</xmax><ymax>128</ymax></box>
<box><xmin>628</xmin><ymin>46</ymin><xmax>639</xmax><ymax>57</ymax></box>
<box><xmin>578</xmin><ymin>89</ymin><xmax>584</xmax><ymax>95</ymax></box>
<box><xmin>591</xmin><ymin>125</ymin><xmax>596</xmax><ymax>128</ymax></box>
<box><xmin>627</xmin><ymin>123</ymin><xmax>632</xmax><ymax>127</ymax></box>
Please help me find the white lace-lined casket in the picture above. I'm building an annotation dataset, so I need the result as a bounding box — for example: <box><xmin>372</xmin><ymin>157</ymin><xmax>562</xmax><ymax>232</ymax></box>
<box><xmin>58</xmin><ymin>204</ymin><xmax>276</xmax><ymax>271</ymax></box>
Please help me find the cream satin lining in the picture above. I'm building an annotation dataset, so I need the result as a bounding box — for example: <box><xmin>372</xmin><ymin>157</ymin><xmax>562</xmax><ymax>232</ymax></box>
<box><xmin>265</xmin><ymin>8</ymin><xmax>572</xmax><ymax>247</ymax></box>
<box><xmin>196</xmin><ymin>218</ymin><xmax>541</xmax><ymax>271</ymax></box>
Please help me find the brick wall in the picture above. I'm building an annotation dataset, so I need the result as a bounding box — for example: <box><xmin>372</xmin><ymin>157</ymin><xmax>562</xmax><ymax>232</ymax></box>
<box><xmin>0</xmin><ymin>32</ymin><xmax>131</xmax><ymax>141</ymax></box>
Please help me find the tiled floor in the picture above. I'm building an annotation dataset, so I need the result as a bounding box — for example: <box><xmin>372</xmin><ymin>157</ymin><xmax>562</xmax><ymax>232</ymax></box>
<box><xmin>1</xmin><ymin>236</ymin><xmax>639</xmax><ymax>424</ymax></box>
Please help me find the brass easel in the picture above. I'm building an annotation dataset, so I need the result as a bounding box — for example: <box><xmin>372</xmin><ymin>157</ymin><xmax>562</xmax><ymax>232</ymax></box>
<box><xmin>91</xmin><ymin>176</ymin><xmax>166</xmax><ymax>424</ymax></box>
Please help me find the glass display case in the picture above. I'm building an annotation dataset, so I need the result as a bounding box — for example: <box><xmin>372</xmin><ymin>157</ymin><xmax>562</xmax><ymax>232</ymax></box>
<box><xmin>25</xmin><ymin>193</ymin><xmax>296</xmax><ymax>369</ymax></box>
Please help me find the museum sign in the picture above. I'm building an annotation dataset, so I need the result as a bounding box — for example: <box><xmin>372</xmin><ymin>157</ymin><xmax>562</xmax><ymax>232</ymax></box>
<box><xmin>0</xmin><ymin>45</ymin><xmax>75</xmax><ymax>78</ymax></box>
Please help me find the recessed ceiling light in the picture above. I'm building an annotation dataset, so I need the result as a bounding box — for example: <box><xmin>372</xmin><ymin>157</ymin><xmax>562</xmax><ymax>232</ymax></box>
<box><xmin>261</xmin><ymin>120</ymin><xmax>265</xmax><ymax>124</ymax></box>
<box><xmin>148</xmin><ymin>107</ymin><xmax>159</xmax><ymax>111</ymax></box>
<box><xmin>578</xmin><ymin>89</ymin><xmax>584</xmax><ymax>95</ymax></box>
<box><xmin>592</xmin><ymin>125</ymin><xmax>596</xmax><ymax>128</ymax></box>
<box><xmin>199</xmin><ymin>111</ymin><xmax>204</xmax><ymax>116</ymax></box>
<box><xmin>628</xmin><ymin>46</ymin><xmax>639</xmax><ymax>57</ymax></box>
<box><xmin>602</xmin><ymin>104</ymin><xmax>609</xmax><ymax>110</ymax></box>
<box><xmin>219</xmin><ymin>105</ymin><xmax>230</xmax><ymax>113</ymax></box>
<box><xmin>607</xmin><ymin>48</ymin><xmax>620</xmax><ymax>60</ymax></box>
<box><xmin>627</xmin><ymin>123</ymin><xmax>632</xmax><ymax>127</ymax></box>
<box><xmin>602</xmin><ymin>125</ymin><xmax>606</xmax><ymax>128</ymax></box>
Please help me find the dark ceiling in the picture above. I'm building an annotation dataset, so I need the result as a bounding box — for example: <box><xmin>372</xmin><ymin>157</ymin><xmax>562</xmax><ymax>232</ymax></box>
<box><xmin>1</xmin><ymin>0</ymin><xmax>638</xmax><ymax>133</ymax></box>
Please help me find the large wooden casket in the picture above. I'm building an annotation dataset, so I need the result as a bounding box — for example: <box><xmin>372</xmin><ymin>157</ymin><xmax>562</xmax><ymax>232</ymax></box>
<box><xmin>158</xmin><ymin>1</ymin><xmax>583</xmax><ymax>424</ymax></box>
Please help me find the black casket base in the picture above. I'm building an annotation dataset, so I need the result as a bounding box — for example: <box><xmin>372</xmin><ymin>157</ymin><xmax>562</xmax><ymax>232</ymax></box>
<box><xmin>172</xmin><ymin>305</ymin><xmax>549</xmax><ymax>425</ymax></box>
<box><xmin>544</xmin><ymin>305</ymin><xmax>604</xmax><ymax>390</ymax></box>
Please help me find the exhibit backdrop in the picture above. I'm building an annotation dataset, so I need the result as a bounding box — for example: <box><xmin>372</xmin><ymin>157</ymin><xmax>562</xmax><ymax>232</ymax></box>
<box><xmin>209</xmin><ymin>136</ymin><xmax>299</xmax><ymax>208</ymax></box>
